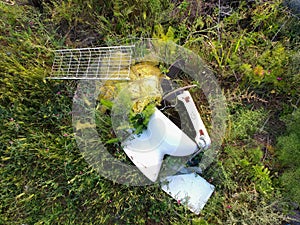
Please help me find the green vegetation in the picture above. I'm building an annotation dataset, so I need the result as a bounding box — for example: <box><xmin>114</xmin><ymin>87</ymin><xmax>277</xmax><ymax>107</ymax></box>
<box><xmin>129</xmin><ymin>103</ymin><xmax>156</xmax><ymax>135</ymax></box>
<box><xmin>1</xmin><ymin>0</ymin><xmax>299</xmax><ymax>224</ymax></box>
<box><xmin>276</xmin><ymin>109</ymin><xmax>300</xmax><ymax>205</ymax></box>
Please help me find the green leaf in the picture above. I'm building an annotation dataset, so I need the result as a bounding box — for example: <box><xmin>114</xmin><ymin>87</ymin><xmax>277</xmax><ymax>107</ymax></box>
<box><xmin>100</xmin><ymin>99</ymin><xmax>114</xmax><ymax>109</ymax></box>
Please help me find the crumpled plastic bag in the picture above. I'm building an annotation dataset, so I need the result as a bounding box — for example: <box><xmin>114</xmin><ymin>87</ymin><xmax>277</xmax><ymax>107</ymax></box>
<box><xmin>98</xmin><ymin>62</ymin><xmax>165</xmax><ymax>113</ymax></box>
<box><xmin>118</xmin><ymin>75</ymin><xmax>163</xmax><ymax>113</ymax></box>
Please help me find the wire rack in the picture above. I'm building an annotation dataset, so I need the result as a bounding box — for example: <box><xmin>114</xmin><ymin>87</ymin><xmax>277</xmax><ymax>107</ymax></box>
<box><xmin>49</xmin><ymin>45</ymin><xmax>134</xmax><ymax>80</ymax></box>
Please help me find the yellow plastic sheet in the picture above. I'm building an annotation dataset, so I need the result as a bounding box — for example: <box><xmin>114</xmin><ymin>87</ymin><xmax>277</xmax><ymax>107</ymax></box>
<box><xmin>99</xmin><ymin>62</ymin><xmax>166</xmax><ymax>113</ymax></box>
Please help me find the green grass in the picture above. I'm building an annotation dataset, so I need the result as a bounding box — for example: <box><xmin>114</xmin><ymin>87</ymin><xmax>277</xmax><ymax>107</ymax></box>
<box><xmin>1</xmin><ymin>0</ymin><xmax>300</xmax><ymax>224</ymax></box>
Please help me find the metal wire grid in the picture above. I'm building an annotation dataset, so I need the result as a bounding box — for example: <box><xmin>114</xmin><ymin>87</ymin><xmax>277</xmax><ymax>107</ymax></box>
<box><xmin>49</xmin><ymin>45</ymin><xmax>134</xmax><ymax>80</ymax></box>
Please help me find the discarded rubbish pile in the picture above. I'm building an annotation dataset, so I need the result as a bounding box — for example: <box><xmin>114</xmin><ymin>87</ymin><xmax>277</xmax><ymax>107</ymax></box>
<box><xmin>50</xmin><ymin>39</ymin><xmax>218</xmax><ymax>214</ymax></box>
